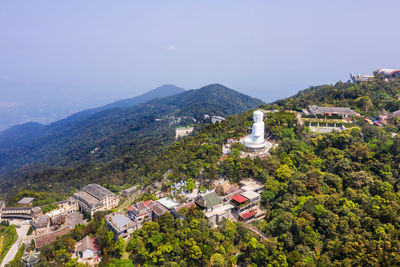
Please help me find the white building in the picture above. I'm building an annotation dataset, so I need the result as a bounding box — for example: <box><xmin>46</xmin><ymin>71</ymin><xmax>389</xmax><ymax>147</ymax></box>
<box><xmin>211</xmin><ymin>116</ymin><xmax>225</xmax><ymax>124</ymax></box>
<box><xmin>76</xmin><ymin>235</ymin><xmax>101</xmax><ymax>260</ymax></box>
<box><xmin>175</xmin><ymin>126</ymin><xmax>194</xmax><ymax>139</ymax></box>
<box><xmin>157</xmin><ymin>197</ymin><xmax>179</xmax><ymax>210</ymax></box>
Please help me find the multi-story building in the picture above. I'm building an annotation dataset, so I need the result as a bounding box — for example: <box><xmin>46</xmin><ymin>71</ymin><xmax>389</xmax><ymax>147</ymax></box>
<box><xmin>127</xmin><ymin>200</ymin><xmax>153</xmax><ymax>228</ymax></box>
<box><xmin>105</xmin><ymin>212</ymin><xmax>137</xmax><ymax>239</ymax></box>
<box><xmin>147</xmin><ymin>201</ymin><xmax>168</xmax><ymax>221</ymax></box>
<box><xmin>231</xmin><ymin>190</ymin><xmax>265</xmax><ymax>223</ymax></box>
<box><xmin>72</xmin><ymin>184</ymin><xmax>119</xmax><ymax>216</ymax></box>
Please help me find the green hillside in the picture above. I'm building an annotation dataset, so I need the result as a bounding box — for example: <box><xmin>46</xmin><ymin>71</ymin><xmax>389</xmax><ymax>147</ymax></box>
<box><xmin>272</xmin><ymin>75</ymin><xmax>400</xmax><ymax>115</ymax></box>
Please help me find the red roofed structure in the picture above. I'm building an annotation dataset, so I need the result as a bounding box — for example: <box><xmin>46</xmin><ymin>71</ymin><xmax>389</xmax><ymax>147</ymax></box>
<box><xmin>231</xmin><ymin>194</ymin><xmax>248</xmax><ymax>204</ymax></box>
<box><xmin>239</xmin><ymin>210</ymin><xmax>257</xmax><ymax>221</ymax></box>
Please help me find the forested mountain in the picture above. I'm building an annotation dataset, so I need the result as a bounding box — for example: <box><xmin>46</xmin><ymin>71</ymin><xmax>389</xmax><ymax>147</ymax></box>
<box><xmin>0</xmin><ymin>83</ymin><xmax>263</xmax><ymax>176</ymax></box>
<box><xmin>45</xmin><ymin>84</ymin><xmax>185</xmax><ymax>130</ymax></box>
<box><xmin>0</xmin><ymin>84</ymin><xmax>185</xmax><ymax>148</ymax></box>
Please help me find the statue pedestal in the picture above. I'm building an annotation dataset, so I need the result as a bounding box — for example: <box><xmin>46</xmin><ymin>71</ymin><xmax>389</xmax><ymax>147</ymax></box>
<box><xmin>243</xmin><ymin>139</ymin><xmax>268</xmax><ymax>152</ymax></box>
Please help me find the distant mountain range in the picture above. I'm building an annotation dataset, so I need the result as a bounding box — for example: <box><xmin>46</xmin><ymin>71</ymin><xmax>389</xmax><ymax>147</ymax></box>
<box><xmin>0</xmin><ymin>84</ymin><xmax>185</xmax><ymax>152</ymax></box>
<box><xmin>0</xmin><ymin>83</ymin><xmax>263</xmax><ymax>175</ymax></box>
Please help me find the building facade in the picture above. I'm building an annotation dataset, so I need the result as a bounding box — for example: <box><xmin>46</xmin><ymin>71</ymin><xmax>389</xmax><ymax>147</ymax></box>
<box><xmin>72</xmin><ymin>184</ymin><xmax>119</xmax><ymax>216</ymax></box>
<box><xmin>127</xmin><ymin>200</ymin><xmax>153</xmax><ymax>229</ymax></box>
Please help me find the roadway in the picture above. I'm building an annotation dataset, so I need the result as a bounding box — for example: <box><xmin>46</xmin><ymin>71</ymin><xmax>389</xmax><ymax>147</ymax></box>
<box><xmin>0</xmin><ymin>219</ymin><xmax>30</xmax><ymax>267</ymax></box>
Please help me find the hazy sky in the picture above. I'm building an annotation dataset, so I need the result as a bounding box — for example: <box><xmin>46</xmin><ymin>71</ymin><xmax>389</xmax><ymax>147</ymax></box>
<box><xmin>1</xmin><ymin>0</ymin><xmax>400</xmax><ymax>111</ymax></box>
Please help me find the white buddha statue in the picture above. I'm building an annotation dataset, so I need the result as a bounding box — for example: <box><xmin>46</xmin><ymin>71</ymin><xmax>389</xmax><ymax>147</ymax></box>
<box><xmin>243</xmin><ymin>110</ymin><xmax>267</xmax><ymax>150</ymax></box>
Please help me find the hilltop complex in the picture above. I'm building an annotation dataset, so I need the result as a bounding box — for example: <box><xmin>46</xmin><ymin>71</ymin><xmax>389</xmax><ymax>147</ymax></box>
<box><xmin>350</xmin><ymin>67</ymin><xmax>400</xmax><ymax>82</ymax></box>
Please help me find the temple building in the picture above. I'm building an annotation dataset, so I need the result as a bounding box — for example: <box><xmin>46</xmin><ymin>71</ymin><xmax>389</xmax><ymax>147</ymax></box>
<box><xmin>304</xmin><ymin>105</ymin><xmax>358</xmax><ymax>118</ymax></box>
<box><xmin>21</xmin><ymin>251</ymin><xmax>41</xmax><ymax>267</ymax></box>
<box><xmin>72</xmin><ymin>184</ymin><xmax>119</xmax><ymax>216</ymax></box>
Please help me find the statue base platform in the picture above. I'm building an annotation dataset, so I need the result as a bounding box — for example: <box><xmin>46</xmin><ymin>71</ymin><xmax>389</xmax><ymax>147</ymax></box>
<box><xmin>243</xmin><ymin>140</ymin><xmax>268</xmax><ymax>152</ymax></box>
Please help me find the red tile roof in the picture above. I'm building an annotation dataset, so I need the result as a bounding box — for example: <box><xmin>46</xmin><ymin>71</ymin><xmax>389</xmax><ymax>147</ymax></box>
<box><xmin>128</xmin><ymin>200</ymin><xmax>153</xmax><ymax>213</ymax></box>
<box><xmin>239</xmin><ymin>210</ymin><xmax>257</xmax><ymax>220</ymax></box>
<box><xmin>174</xmin><ymin>201</ymin><xmax>196</xmax><ymax>212</ymax></box>
<box><xmin>231</xmin><ymin>194</ymin><xmax>248</xmax><ymax>203</ymax></box>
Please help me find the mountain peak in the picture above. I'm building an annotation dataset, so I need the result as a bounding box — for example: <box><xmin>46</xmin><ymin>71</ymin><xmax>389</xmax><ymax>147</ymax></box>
<box><xmin>198</xmin><ymin>83</ymin><xmax>230</xmax><ymax>91</ymax></box>
<box><xmin>98</xmin><ymin>84</ymin><xmax>185</xmax><ymax>110</ymax></box>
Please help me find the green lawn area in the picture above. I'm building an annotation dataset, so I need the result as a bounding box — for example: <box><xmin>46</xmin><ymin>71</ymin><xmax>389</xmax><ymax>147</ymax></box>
<box><xmin>0</xmin><ymin>224</ymin><xmax>18</xmax><ymax>265</ymax></box>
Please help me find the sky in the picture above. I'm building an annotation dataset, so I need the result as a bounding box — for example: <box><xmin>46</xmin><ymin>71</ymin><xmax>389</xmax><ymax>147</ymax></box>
<box><xmin>0</xmin><ymin>0</ymin><xmax>400</xmax><ymax>129</ymax></box>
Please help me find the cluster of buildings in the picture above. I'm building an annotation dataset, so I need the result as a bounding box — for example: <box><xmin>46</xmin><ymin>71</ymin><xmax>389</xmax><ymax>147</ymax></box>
<box><xmin>1</xmin><ymin>184</ymin><xmax>119</xmax><ymax>252</ymax></box>
<box><xmin>105</xmin><ymin>197</ymin><xmax>188</xmax><ymax>239</ymax></box>
<box><xmin>105</xmin><ymin>178</ymin><xmax>266</xmax><ymax>240</ymax></box>
<box><xmin>4</xmin><ymin>175</ymin><xmax>266</xmax><ymax>263</ymax></box>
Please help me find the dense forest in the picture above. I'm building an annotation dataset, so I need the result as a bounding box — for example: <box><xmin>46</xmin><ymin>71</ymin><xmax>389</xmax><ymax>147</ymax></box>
<box><xmin>4</xmin><ymin>77</ymin><xmax>400</xmax><ymax>265</ymax></box>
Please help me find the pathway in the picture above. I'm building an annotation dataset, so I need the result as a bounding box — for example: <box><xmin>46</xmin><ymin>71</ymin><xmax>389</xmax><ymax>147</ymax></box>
<box><xmin>1</xmin><ymin>222</ymin><xmax>29</xmax><ymax>267</ymax></box>
<box><xmin>242</xmin><ymin>224</ymin><xmax>268</xmax><ymax>241</ymax></box>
